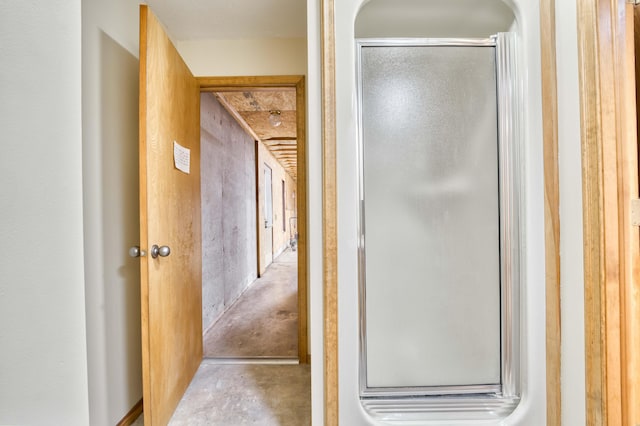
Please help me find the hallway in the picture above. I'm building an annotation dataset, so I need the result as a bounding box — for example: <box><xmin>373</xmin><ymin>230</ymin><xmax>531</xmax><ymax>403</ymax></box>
<box><xmin>203</xmin><ymin>248</ymin><xmax>299</xmax><ymax>358</ymax></box>
<box><xmin>170</xmin><ymin>248</ymin><xmax>308</xmax><ymax>424</ymax></box>
<box><xmin>132</xmin><ymin>248</ymin><xmax>309</xmax><ymax>425</ymax></box>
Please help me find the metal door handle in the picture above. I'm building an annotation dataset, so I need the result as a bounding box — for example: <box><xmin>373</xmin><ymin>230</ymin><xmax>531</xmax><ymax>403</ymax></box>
<box><xmin>129</xmin><ymin>246</ymin><xmax>146</xmax><ymax>257</ymax></box>
<box><xmin>151</xmin><ymin>244</ymin><xmax>171</xmax><ymax>258</ymax></box>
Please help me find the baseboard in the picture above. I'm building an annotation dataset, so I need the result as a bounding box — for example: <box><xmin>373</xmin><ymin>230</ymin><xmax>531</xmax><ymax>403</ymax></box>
<box><xmin>116</xmin><ymin>398</ymin><xmax>143</xmax><ymax>426</ymax></box>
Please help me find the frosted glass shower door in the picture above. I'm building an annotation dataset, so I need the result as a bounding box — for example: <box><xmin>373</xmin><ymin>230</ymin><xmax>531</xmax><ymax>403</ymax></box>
<box><xmin>359</xmin><ymin>43</ymin><xmax>502</xmax><ymax>391</ymax></box>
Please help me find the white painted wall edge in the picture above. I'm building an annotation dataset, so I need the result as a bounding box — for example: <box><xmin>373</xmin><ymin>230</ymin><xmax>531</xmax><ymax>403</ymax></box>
<box><xmin>556</xmin><ymin>0</ymin><xmax>587</xmax><ymax>423</ymax></box>
<box><xmin>307</xmin><ymin>0</ymin><xmax>325</xmax><ymax>424</ymax></box>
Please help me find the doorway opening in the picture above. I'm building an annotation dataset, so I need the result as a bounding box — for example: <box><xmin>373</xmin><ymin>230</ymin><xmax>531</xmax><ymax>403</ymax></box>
<box><xmin>197</xmin><ymin>76</ymin><xmax>308</xmax><ymax>364</ymax></box>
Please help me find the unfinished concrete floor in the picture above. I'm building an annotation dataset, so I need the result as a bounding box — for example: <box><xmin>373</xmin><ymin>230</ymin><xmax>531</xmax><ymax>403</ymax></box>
<box><xmin>168</xmin><ymin>362</ymin><xmax>311</xmax><ymax>425</ymax></box>
<box><xmin>131</xmin><ymin>362</ymin><xmax>311</xmax><ymax>425</ymax></box>
<box><xmin>203</xmin><ymin>249</ymin><xmax>298</xmax><ymax>358</ymax></box>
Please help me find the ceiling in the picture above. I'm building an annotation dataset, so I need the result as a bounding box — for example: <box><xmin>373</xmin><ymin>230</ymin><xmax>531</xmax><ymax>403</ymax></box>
<box><xmin>213</xmin><ymin>89</ymin><xmax>298</xmax><ymax>180</ymax></box>
<box><xmin>143</xmin><ymin>1</ymin><xmax>305</xmax><ymax>181</ymax></box>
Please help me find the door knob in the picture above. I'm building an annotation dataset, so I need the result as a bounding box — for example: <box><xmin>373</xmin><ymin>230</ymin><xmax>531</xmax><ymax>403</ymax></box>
<box><xmin>129</xmin><ymin>246</ymin><xmax>146</xmax><ymax>257</ymax></box>
<box><xmin>151</xmin><ymin>244</ymin><xmax>171</xmax><ymax>259</ymax></box>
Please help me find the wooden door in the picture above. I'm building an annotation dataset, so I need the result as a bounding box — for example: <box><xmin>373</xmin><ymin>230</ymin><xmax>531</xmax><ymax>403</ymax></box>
<box><xmin>139</xmin><ymin>5</ymin><xmax>202</xmax><ymax>425</ymax></box>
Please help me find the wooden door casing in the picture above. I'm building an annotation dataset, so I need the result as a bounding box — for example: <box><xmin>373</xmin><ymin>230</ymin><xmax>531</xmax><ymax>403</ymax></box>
<box><xmin>577</xmin><ymin>1</ymin><xmax>640</xmax><ymax>424</ymax></box>
<box><xmin>198</xmin><ymin>75</ymin><xmax>309</xmax><ymax>363</ymax></box>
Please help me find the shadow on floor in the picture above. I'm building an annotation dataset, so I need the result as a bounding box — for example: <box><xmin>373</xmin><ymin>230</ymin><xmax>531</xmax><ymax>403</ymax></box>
<box><xmin>168</xmin><ymin>362</ymin><xmax>311</xmax><ymax>425</ymax></box>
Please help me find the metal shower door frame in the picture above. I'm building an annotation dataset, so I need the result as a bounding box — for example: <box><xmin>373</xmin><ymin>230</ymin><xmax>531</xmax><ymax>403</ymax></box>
<box><xmin>355</xmin><ymin>33</ymin><xmax>523</xmax><ymax>420</ymax></box>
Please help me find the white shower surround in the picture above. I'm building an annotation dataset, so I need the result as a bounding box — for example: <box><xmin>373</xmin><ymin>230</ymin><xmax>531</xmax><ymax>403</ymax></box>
<box><xmin>334</xmin><ymin>0</ymin><xmax>546</xmax><ymax>424</ymax></box>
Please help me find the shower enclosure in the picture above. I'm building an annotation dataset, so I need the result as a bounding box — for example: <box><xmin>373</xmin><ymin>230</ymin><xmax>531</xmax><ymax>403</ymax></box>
<box><xmin>332</xmin><ymin>0</ymin><xmax>547</xmax><ymax>423</ymax></box>
<box><xmin>357</xmin><ymin>33</ymin><xmax>521</xmax><ymax>420</ymax></box>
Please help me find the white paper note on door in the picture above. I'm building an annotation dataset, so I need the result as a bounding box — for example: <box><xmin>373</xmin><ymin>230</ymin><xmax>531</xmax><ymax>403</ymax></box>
<box><xmin>173</xmin><ymin>141</ymin><xmax>190</xmax><ymax>174</ymax></box>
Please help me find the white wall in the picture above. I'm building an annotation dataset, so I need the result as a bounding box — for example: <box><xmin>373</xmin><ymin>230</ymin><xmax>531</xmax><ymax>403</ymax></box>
<box><xmin>82</xmin><ymin>0</ymin><xmax>143</xmax><ymax>424</ymax></box>
<box><xmin>306</xmin><ymin>1</ymin><xmax>324</xmax><ymax>424</ymax></box>
<box><xmin>355</xmin><ymin>0</ymin><xmax>515</xmax><ymax>37</ymax></box>
<box><xmin>0</xmin><ymin>0</ymin><xmax>90</xmax><ymax>424</ymax></box>
<box><xmin>556</xmin><ymin>0</ymin><xmax>586</xmax><ymax>423</ymax></box>
<box><xmin>177</xmin><ymin>38</ymin><xmax>307</xmax><ymax>76</ymax></box>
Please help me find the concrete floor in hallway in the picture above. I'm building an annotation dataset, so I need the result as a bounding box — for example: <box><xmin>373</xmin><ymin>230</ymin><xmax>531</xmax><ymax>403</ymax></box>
<box><xmin>131</xmin><ymin>363</ymin><xmax>310</xmax><ymax>425</ymax></box>
<box><xmin>168</xmin><ymin>361</ymin><xmax>311</xmax><ymax>425</ymax></box>
<box><xmin>203</xmin><ymin>248</ymin><xmax>299</xmax><ymax>358</ymax></box>
<box><xmin>131</xmin><ymin>249</ymin><xmax>310</xmax><ymax>425</ymax></box>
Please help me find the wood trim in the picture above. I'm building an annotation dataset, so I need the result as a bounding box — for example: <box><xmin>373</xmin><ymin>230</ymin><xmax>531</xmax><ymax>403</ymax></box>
<box><xmin>116</xmin><ymin>399</ymin><xmax>143</xmax><ymax>426</ymax></box>
<box><xmin>198</xmin><ymin>75</ymin><xmax>310</xmax><ymax>363</ymax></box>
<box><xmin>255</xmin><ymin>140</ymin><xmax>262</xmax><ymax>277</ymax></box>
<box><xmin>321</xmin><ymin>0</ymin><xmax>338</xmax><ymax>423</ymax></box>
<box><xmin>629</xmin><ymin>6</ymin><xmax>640</xmax><ymax>424</ymax></box>
<box><xmin>198</xmin><ymin>76</ymin><xmax>304</xmax><ymax>88</ymax></box>
<box><xmin>576</xmin><ymin>0</ymin><xmax>639</xmax><ymax>424</ymax></box>
<box><xmin>137</xmin><ymin>6</ymin><xmax>152</xmax><ymax>426</ymax></box>
<box><xmin>540</xmin><ymin>0</ymin><xmax>561</xmax><ymax>424</ymax></box>
<box><xmin>201</xmin><ymin>86</ymin><xmax>296</xmax><ymax>93</ymax></box>
<box><xmin>623</xmin><ymin>5</ymin><xmax>640</xmax><ymax>424</ymax></box>
<box><xmin>296</xmin><ymin>76</ymin><xmax>309</xmax><ymax>363</ymax></box>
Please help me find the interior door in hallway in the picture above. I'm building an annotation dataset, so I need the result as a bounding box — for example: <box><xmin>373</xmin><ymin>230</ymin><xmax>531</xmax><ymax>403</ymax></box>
<box><xmin>264</xmin><ymin>164</ymin><xmax>274</xmax><ymax>266</ymax></box>
<box><xmin>138</xmin><ymin>5</ymin><xmax>202</xmax><ymax>425</ymax></box>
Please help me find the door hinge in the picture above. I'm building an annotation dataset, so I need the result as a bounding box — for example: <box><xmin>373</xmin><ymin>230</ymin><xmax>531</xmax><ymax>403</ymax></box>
<box><xmin>631</xmin><ymin>199</ymin><xmax>640</xmax><ymax>226</ymax></box>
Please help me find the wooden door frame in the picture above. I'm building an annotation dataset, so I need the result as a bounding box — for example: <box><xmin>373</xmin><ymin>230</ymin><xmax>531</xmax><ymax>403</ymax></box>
<box><xmin>540</xmin><ymin>0</ymin><xmax>561</xmax><ymax>424</ymax></box>
<box><xmin>263</xmin><ymin>162</ymin><xmax>274</xmax><ymax>268</ymax></box>
<box><xmin>198</xmin><ymin>75</ymin><xmax>309</xmax><ymax>364</ymax></box>
<box><xmin>319</xmin><ymin>0</ymin><xmax>564</xmax><ymax>424</ymax></box>
<box><xmin>320</xmin><ymin>0</ymin><xmax>338</xmax><ymax>422</ymax></box>
<box><xmin>576</xmin><ymin>0</ymin><xmax>640</xmax><ymax>424</ymax></box>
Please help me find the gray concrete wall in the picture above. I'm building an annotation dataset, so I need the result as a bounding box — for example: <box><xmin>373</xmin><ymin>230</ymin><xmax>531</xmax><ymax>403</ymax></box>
<box><xmin>201</xmin><ymin>93</ymin><xmax>257</xmax><ymax>331</ymax></box>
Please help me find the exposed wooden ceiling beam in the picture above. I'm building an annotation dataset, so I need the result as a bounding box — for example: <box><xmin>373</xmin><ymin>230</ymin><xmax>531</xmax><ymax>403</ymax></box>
<box><xmin>272</xmin><ymin>147</ymin><xmax>296</xmax><ymax>151</ymax></box>
<box><xmin>264</xmin><ymin>136</ymin><xmax>297</xmax><ymax>141</ymax></box>
<box><xmin>263</xmin><ymin>140</ymin><xmax>297</xmax><ymax>146</ymax></box>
